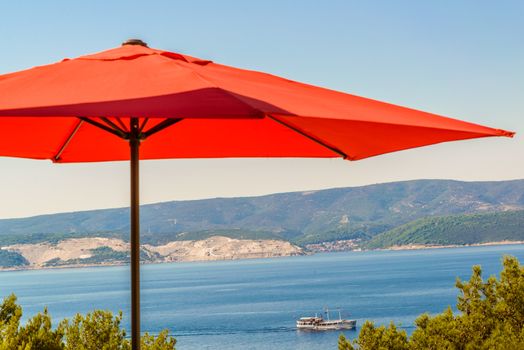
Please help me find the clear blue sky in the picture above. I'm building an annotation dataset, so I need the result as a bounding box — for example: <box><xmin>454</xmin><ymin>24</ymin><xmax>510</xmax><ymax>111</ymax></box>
<box><xmin>0</xmin><ymin>0</ymin><xmax>522</xmax><ymax>218</ymax></box>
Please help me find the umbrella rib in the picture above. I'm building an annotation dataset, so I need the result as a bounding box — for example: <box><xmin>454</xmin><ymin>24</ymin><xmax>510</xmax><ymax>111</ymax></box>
<box><xmin>138</xmin><ymin>118</ymin><xmax>149</xmax><ymax>134</ymax></box>
<box><xmin>54</xmin><ymin>120</ymin><xmax>83</xmax><ymax>161</ymax></box>
<box><xmin>266</xmin><ymin>114</ymin><xmax>349</xmax><ymax>159</ymax></box>
<box><xmin>100</xmin><ymin>117</ymin><xmax>127</xmax><ymax>134</ymax></box>
<box><xmin>78</xmin><ymin>116</ymin><xmax>128</xmax><ymax>139</ymax></box>
<box><xmin>115</xmin><ymin>117</ymin><xmax>129</xmax><ymax>132</ymax></box>
<box><xmin>141</xmin><ymin>118</ymin><xmax>183</xmax><ymax>139</ymax></box>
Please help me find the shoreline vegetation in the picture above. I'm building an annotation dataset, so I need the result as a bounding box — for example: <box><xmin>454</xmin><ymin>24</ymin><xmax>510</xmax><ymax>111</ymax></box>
<box><xmin>0</xmin><ymin>294</ymin><xmax>176</xmax><ymax>350</ymax></box>
<box><xmin>1</xmin><ymin>238</ymin><xmax>523</xmax><ymax>273</ymax></box>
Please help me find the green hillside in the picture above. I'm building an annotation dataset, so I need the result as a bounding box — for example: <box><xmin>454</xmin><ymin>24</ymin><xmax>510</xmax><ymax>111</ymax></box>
<box><xmin>0</xmin><ymin>179</ymin><xmax>523</xmax><ymax>246</ymax></box>
<box><xmin>366</xmin><ymin>210</ymin><xmax>524</xmax><ymax>249</ymax></box>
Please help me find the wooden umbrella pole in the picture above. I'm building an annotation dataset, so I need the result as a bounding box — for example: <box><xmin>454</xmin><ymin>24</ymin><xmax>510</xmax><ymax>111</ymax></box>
<box><xmin>130</xmin><ymin>117</ymin><xmax>141</xmax><ymax>350</ymax></box>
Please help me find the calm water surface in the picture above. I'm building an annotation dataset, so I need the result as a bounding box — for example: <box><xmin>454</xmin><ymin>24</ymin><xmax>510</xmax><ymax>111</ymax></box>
<box><xmin>2</xmin><ymin>245</ymin><xmax>524</xmax><ymax>349</ymax></box>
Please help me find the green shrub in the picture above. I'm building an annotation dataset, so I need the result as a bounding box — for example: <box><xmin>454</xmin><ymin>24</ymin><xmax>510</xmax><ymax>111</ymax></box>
<box><xmin>0</xmin><ymin>295</ymin><xmax>176</xmax><ymax>350</ymax></box>
<box><xmin>339</xmin><ymin>256</ymin><xmax>524</xmax><ymax>349</ymax></box>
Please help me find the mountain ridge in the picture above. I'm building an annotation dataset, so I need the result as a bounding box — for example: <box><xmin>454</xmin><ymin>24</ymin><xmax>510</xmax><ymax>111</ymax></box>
<box><xmin>1</xmin><ymin>179</ymin><xmax>523</xmax><ymax>246</ymax></box>
<box><xmin>4</xmin><ymin>178</ymin><xmax>524</xmax><ymax>220</ymax></box>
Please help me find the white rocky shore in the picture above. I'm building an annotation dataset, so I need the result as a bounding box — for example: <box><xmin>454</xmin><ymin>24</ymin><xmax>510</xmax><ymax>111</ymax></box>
<box><xmin>0</xmin><ymin>236</ymin><xmax>304</xmax><ymax>270</ymax></box>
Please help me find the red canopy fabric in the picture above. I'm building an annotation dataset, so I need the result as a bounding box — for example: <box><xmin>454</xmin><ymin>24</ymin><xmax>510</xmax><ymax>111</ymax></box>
<box><xmin>0</xmin><ymin>41</ymin><xmax>515</xmax><ymax>350</ymax></box>
<box><xmin>0</xmin><ymin>44</ymin><xmax>514</xmax><ymax>163</ymax></box>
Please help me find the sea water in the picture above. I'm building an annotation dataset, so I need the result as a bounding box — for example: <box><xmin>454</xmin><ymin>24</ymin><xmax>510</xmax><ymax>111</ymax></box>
<box><xmin>2</xmin><ymin>244</ymin><xmax>524</xmax><ymax>349</ymax></box>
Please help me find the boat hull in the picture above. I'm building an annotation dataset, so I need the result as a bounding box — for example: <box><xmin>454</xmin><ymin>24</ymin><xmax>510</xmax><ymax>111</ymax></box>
<box><xmin>297</xmin><ymin>319</ymin><xmax>356</xmax><ymax>331</ymax></box>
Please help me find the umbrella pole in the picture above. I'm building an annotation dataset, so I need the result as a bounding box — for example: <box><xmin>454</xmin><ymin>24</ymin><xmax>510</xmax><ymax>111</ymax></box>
<box><xmin>130</xmin><ymin>117</ymin><xmax>141</xmax><ymax>350</ymax></box>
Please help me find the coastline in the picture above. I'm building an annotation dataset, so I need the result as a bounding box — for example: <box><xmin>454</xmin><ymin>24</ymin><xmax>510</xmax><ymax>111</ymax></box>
<box><xmin>0</xmin><ymin>253</ymin><xmax>307</xmax><ymax>273</ymax></box>
<box><xmin>0</xmin><ymin>236</ymin><xmax>303</xmax><ymax>272</ymax></box>
<box><xmin>376</xmin><ymin>240</ymin><xmax>524</xmax><ymax>251</ymax></box>
<box><xmin>1</xmin><ymin>240</ymin><xmax>523</xmax><ymax>272</ymax></box>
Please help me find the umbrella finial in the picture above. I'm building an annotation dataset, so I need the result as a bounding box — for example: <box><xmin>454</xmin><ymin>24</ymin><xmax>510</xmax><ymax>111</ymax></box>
<box><xmin>122</xmin><ymin>39</ymin><xmax>148</xmax><ymax>47</ymax></box>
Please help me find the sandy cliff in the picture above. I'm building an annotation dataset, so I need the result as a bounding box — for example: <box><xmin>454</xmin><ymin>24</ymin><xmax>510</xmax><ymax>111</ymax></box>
<box><xmin>2</xmin><ymin>236</ymin><xmax>303</xmax><ymax>269</ymax></box>
<box><xmin>144</xmin><ymin>236</ymin><xmax>302</xmax><ymax>262</ymax></box>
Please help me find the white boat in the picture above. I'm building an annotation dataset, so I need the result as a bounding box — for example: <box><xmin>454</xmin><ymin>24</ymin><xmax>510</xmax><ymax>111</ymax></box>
<box><xmin>296</xmin><ymin>308</ymin><xmax>357</xmax><ymax>331</ymax></box>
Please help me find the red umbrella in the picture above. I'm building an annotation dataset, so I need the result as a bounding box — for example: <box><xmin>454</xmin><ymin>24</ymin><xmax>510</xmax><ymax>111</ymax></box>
<box><xmin>0</xmin><ymin>39</ymin><xmax>514</xmax><ymax>349</ymax></box>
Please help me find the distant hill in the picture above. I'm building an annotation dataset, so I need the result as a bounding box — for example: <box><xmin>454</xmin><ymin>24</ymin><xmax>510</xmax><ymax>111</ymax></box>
<box><xmin>0</xmin><ymin>179</ymin><xmax>523</xmax><ymax>246</ymax></box>
<box><xmin>366</xmin><ymin>210</ymin><xmax>524</xmax><ymax>249</ymax></box>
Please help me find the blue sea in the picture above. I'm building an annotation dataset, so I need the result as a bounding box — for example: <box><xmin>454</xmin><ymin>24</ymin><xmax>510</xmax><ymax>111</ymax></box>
<box><xmin>2</xmin><ymin>244</ymin><xmax>524</xmax><ymax>349</ymax></box>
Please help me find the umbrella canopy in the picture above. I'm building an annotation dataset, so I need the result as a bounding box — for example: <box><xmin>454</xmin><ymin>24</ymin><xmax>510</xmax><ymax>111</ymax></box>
<box><xmin>0</xmin><ymin>40</ymin><xmax>514</xmax><ymax>350</ymax></box>
<box><xmin>0</xmin><ymin>40</ymin><xmax>513</xmax><ymax>162</ymax></box>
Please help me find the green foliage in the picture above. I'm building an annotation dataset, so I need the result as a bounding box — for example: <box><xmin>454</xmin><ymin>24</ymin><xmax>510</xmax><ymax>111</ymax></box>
<box><xmin>75</xmin><ymin>247</ymin><xmax>129</xmax><ymax>264</ymax></box>
<box><xmin>340</xmin><ymin>256</ymin><xmax>524</xmax><ymax>349</ymax></box>
<box><xmin>337</xmin><ymin>333</ymin><xmax>354</xmax><ymax>350</ymax></box>
<box><xmin>0</xmin><ymin>294</ymin><xmax>63</xmax><ymax>350</ymax></box>
<box><xmin>0</xmin><ymin>294</ymin><xmax>176</xmax><ymax>350</ymax></box>
<box><xmin>409</xmin><ymin>308</ymin><xmax>461</xmax><ymax>349</ymax></box>
<box><xmin>0</xmin><ymin>232</ymin><xmax>122</xmax><ymax>247</ymax></box>
<box><xmin>141</xmin><ymin>330</ymin><xmax>177</xmax><ymax>350</ymax></box>
<box><xmin>367</xmin><ymin>210</ymin><xmax>524</xmax><ymax>249</ymax></box>
<box><xmin>0</xmin><ymin>250</ymin><xmax>28</xmax><ymax>268</ymax></box>
<box><xmin>0</xmin><ymin>294</ymin><xmax>25</xmax><ymax>350</ymax></box>
<box><xmin>16</xmin><ymin>308</ymin><xmax>64</xmax><ymax>350</ymax></box>
<box><xmin>44</xmin><ymin>247</ymin><xmax>160</xmax><ymax>268</ymax></box>
<box><xmin>354</xmin><ymin>321</ymin><xmax>409</xmax><ymax>350</ymax></box>
<box><xmin>60</xmin><ymin>310</ymin><xmax>128</xmax><ymax>350</ymax></box>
